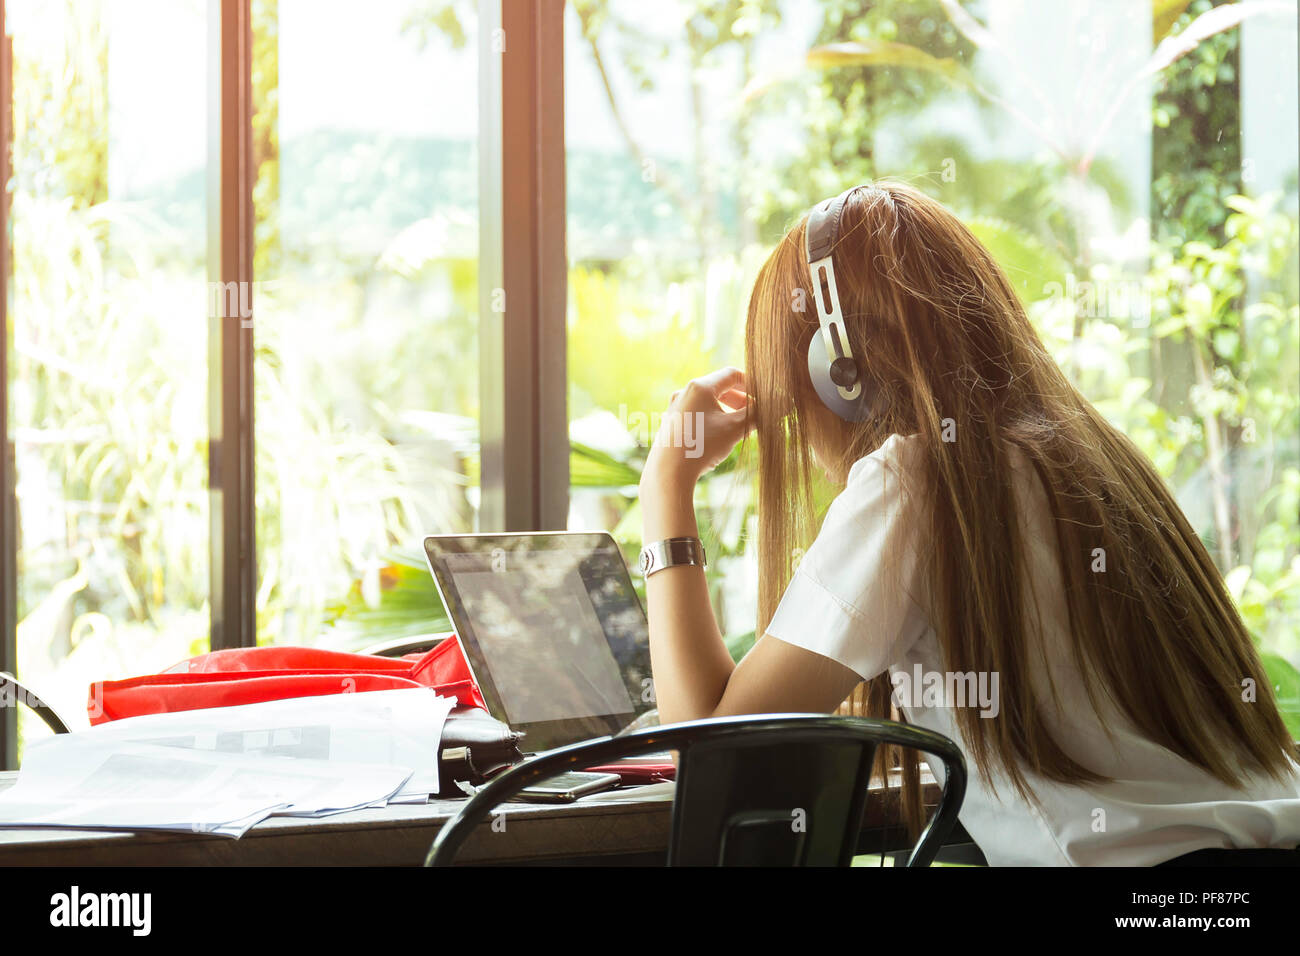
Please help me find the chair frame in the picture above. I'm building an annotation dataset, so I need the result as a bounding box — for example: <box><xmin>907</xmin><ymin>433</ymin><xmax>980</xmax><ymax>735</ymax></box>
<box><xmin>0</xmin><ymin>673</ymin><xmax>71</xmax><ymax>736</ymax></box>
<box><xmin>426</xmin><ymin>712</ymin><xmax>967</xmax><ymax>867</ymax></box>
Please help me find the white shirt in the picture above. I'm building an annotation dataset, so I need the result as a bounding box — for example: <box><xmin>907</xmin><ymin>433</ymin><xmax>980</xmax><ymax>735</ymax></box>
<box><xmin>766</xmin><ymin>432</ymin><xmax>1300</xmax><ymax>866</ymax></box>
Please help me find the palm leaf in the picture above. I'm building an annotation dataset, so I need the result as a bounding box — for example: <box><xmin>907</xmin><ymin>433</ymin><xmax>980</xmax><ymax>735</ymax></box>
<box><xmin>570</xmin><ymin>440</ymin><xmax>643</xmax><ymax>489</ymax></box>
<box><xmin>805</xmin><ymin>39</ymin><xmax>975</xmax><ymax>88</ymax></box>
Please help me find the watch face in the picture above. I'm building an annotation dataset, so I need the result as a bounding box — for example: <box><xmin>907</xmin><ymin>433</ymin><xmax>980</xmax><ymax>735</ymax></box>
<box><xmin>639</xmin><ymin>550</ymin><xmax>653</xmax><ymax>574</ymax></box>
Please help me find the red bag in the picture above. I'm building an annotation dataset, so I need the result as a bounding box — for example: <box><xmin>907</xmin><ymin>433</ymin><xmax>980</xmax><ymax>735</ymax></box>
<box><xmin>582</xmin><ymin>762</ymin><xmax>676</xmax><ymax>784</ymax></box>
<box><xmin>88</xmin><ymin>637</ymin><xmax>487</xmax><ymax>725</ymax></box>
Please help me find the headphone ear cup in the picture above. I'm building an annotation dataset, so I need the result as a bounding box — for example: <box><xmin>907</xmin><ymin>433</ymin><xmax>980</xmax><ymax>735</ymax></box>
<box><xmin>806</xmin><ymin>335</ymin><xmax>878</xmax><ymax>423</ymax></box>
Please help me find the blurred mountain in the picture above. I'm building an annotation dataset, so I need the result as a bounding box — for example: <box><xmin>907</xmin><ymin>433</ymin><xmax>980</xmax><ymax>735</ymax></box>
<box><xmin>132</xmin><ymin>128</ymin><xmax>736</xmax><ymax>266</ymax></box>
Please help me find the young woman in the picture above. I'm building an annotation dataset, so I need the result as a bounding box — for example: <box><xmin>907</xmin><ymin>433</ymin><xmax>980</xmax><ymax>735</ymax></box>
<box><xmin>637</xmin><ymin>180</ymin><xmax>1300</xmax><ymax>866</ymax></box>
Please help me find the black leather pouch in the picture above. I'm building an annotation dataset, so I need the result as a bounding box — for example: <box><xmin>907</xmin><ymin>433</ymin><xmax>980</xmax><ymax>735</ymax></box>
<box><xmin>436</xmin><ymin>706</ymin><xmax>526</xmax><ymax>797</ymax></box>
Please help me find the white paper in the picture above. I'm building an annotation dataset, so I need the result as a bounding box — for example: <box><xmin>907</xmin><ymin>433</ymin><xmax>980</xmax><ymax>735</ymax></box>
<box><xmin>79</xmin><ymin>688</ymin><xmax>455</xmax><ymax>799</ymax></box>
<box><xmin>0</xmin><ymin>688</ymin><xmax>456</xmax><ymax>838</ymax></box>
<box><xmin>0</xmin><ymin>736</ymin><xmax>412</xmax><ymax>837</ymax></box>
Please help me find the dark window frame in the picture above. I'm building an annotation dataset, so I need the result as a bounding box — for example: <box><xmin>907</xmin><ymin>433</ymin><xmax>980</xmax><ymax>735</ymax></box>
<box><xmin>1</xmin><ymin>6</ymin><xmax>15</xmax><ymax>769</ymax></box>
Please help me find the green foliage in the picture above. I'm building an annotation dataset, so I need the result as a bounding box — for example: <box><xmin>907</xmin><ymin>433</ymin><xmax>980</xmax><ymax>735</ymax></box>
<box><xmin>1261</xmin><ymin>653</ymin><xmax>1300</xmax><ymax>739</ymax></box>
<box><xmin>318</xmin><ymin>545</ymin><xmax>450</xmax><ymax>651</ymax></box>
<box><xmin>252</xmin><ymin>0</ymin><xmax>281</xmax><ymax>279</ymax></box>
<box><xmin>568</xmin><ymin>265</ymin><xmax>720</xmax><ymax>421</ymax></box>
<box><xmin>750</xmin><ymin>0</ymin><xmax>975</xmax><ymax>240</ymax></box>
<box><xmin>1152</xmin><ymin>0</ymin><xmax>1242</xmax><ymax>243</ymax></box>
<box><xmin>11</xmin><ymin>194</ymin><xmax>208</xmax><ymax>625</ymax></box>
<box><xmin>11</xmin><ymin>0</ymin><xmax>109</xmax><ymax>208</ymax></box>
<box><xmin>1058</xmin><ymin>194</ymin><xmax>1300</xmax><ymax>658</ymax></box>
<box><xmin>964</xmin><ymin>217</ymin><xmax>1069</xmax><ymax>307</ymax></box>
<box><xmin>570</xmin><ymin>441</ymin><xmax>643</xmax><ymax>490</ymax></box>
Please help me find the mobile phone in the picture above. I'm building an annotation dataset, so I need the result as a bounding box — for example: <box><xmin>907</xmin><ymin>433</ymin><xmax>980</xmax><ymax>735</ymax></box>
<box><xmin>518</xmin><ymin>771</ymin><xmax>622</xmax><ymax>803</ymax></box>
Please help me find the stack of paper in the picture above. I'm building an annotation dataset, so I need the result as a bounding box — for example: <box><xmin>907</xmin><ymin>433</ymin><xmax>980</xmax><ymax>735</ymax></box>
<box><xmin>0</xmin><ymin>688</ymin><xmax>455</xmax><ymax>838</ymax></box>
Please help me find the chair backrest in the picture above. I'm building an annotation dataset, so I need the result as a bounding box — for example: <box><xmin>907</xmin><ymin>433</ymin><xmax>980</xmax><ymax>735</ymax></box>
<box><xmin>671</xmin><ymin>719</ymin><xmax>874</xmax><ymax>865</ymax></box>
<box><xmin>0</xmin><ymin>673</ymin><xmax>71</xmax><ymax>736</ymax></box>
<box><xmin>427</xmin><ymin>713</ymin><xmax>966</xmax><ymax>867</ymax></box>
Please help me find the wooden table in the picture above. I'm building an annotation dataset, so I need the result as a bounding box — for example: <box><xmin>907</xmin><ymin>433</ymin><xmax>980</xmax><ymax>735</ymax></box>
<box><xmin>0</xmin><ymin>772</ymin><xmax>940</xmax><ymax>866</ymax></box>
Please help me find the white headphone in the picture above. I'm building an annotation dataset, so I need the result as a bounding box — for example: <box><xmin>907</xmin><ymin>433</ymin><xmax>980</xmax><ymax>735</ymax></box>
<box><xmin>804</xmin><ymin>186</ymin><xmax>881</xmax><ymax>422</ymax></box>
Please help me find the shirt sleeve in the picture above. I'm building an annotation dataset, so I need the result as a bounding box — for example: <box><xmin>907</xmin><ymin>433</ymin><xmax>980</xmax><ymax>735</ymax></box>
<box><xmin>765</xmin><ymin>433</ymin><xmax>930</xmax><ymax>680</ymax></box>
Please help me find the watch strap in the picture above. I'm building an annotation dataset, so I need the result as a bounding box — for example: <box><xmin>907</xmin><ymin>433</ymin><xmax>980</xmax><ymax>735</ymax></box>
<box><xmin>639</xmin><ymin>537</ymin><xmax>707</xmax><ymax>577</ymax></box>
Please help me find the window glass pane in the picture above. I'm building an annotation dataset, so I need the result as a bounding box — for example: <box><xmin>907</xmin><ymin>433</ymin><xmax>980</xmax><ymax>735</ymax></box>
<box><xmin>563</xmin><ymin>0</ymin><xmax>1300</xmax><ymax>710</ymax></box>
<box><xmin>9</xmin><ymin>0</ymin><xmax>210</xmax><ymax>744</ymax></box>
<box><xmin>253</xmin><ymin>0</ymin><xmax>479</xmax><ymax>649</ymax></box>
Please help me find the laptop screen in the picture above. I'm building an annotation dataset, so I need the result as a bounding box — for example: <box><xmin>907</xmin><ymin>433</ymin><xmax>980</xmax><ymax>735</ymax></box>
<box><xmin>423</xmin><ymin>533</ymin><xmax>655</xmax><ymax>751</ymax></box>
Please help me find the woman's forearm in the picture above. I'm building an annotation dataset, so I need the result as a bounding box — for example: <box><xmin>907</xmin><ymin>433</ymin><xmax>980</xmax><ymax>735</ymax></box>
<box><xmin>640</xmin><ymin>468</ymin><xmax>736</xmax><ymax>724</ymax></box>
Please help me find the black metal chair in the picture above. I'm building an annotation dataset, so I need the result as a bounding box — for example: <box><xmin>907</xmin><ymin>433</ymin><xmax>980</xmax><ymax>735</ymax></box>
<box><xmin>426</xmin><ymin>712</ymin><xmax>967</xmax><ymax>867</ymax></box>
<box><xmin>0</xmin><ymin>673</ymin><xmax>72</xmax><ymax>736</ymax></box>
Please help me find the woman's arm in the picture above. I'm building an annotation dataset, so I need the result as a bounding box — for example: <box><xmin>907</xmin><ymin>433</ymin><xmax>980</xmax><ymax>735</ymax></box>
<box><xmin>640</xmin><ymin>368</ymin><xmax>862</xmax><ymax>724</ymax></box>
<box><xmin>640</xmin><ymin>459</ymin><xmax>736</xmax><ymax>724</ymax></box>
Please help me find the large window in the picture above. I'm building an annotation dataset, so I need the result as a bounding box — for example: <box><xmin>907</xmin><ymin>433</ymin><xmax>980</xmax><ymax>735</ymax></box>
<box><xmin>562</xmin><ymin>0</ymin><xmax>1300</xmax><ymax>723</ymax></box>
<box><xmin>1</xmin><ymin>0</ymin><xmax>483</xmax><ymax>762</ymax></box>
<box><xmin>251</xmin><ymin>0</ymin><xmax>480</xmax><ymax>648</ymax></box>
<box><xmin>8</xmin><ymin>0</ymin><xmax>211</xmax><ymax>745</ymax></box>
<box><xmin>3</xmin><ymin>0</ymin><xmax>1298</xmax><ymax>764</ymax></box>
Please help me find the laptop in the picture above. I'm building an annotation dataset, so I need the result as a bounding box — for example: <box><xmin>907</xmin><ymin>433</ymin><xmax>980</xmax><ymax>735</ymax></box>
<box><xmin>422</xmin><ymin>531</ymin><xmax>659</xmax><ymax>753</ymax></box>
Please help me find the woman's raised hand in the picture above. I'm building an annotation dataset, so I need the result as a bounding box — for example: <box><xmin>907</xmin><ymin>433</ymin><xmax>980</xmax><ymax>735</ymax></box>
<box><xmin>642</xmin><ymin>366</ymin><xmax>752</xmax><ymax>490</ymax></box>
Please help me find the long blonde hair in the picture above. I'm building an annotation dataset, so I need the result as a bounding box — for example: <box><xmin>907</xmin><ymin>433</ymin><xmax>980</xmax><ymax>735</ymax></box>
<box><xmin>744</xmin><ymin>180</ymin><xmax>1294</xmax><ymax>828</ymax></box>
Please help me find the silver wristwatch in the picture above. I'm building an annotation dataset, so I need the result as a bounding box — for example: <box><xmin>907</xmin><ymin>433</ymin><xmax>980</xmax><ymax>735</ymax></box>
<box><xmin>638</xmin><ymin>537</ymin><xmax>707</xmax><ymax>577</ymax></box>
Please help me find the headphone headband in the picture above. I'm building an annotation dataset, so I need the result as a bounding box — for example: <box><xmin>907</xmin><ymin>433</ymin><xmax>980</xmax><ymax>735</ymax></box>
<box><xmin>805</xmin><ymin>186</ymin><xmax>858</xmax><ymax>262</ymax></box>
